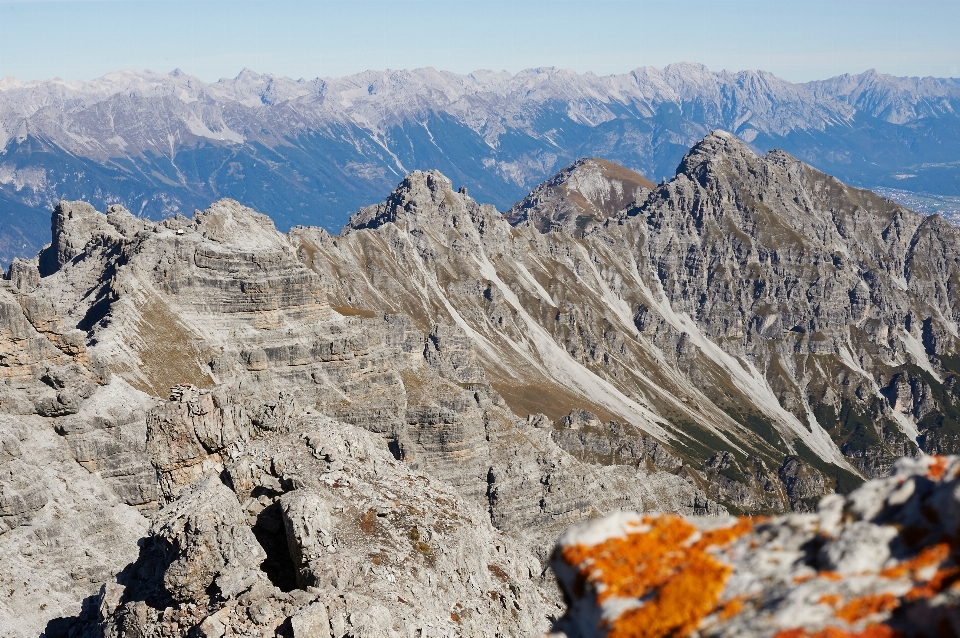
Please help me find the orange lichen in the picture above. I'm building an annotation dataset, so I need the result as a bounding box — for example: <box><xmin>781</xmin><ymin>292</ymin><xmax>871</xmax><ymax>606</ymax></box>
<box><xmin>834</xmin><ymin>593</ymin><xmax>898</xmax><ymax>623</ymax></box>
<box><xmin>819</xmin><ymin>571</ymin><xmax>844</xmax><ymax>581</ymax></box>
<box><xmin>773</xmin><ymin>627</ymin><xmax>900</xmax><ymax>638</ymax></box>
<box><xmin>488</xmin><ymin>563</ymin><xmax>510</xmax><ymax>583</ymax></box>
<box><xmin>906</xmin><ymin>565</ymin><xmax>960</xmax><ymax>601</ymax></box>
<box><xmin>560</xmin><ymin>514</ymin><xmax>752</xmax><ymax>638</ymax></box>
<box><xmin>880</xmin><ymin>543</ymin><xmax>949</xmax><ymax>579</ymax></box>
<box><xmin>927</xmin><ymin>455</ymin><xmax>949</xmax><ymax>480</ymax></box>
<box><xmin>793</xmin><ymin>574</ymin><xmax>815</xmax><ymax>584</ymax></box>
<box><xmin>717</xmin><ymin>596</ymin><xmax>746</xmax><ymax>621</ymax></box>
<box><xmin>818</xmin><ymin>593</ymin><xmax>843</xmax><ymax>607</ymax></box>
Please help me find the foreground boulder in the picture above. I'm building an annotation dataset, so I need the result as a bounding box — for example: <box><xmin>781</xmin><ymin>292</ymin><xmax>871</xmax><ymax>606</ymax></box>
<box><xmin>549</xmin><ymin>454</ymin><xmax>960</xmax><ymax>637</ymax></box>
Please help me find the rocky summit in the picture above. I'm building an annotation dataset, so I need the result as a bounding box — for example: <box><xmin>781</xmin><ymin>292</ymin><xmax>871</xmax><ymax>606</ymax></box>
<box><xmin>0</xmin><ymin>130</ymin><xmax>959</xmax><ymax>637</ymax></box>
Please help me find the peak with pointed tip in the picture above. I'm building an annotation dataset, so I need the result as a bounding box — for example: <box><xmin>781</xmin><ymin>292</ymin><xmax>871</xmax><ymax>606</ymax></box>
<box><xmin>673</xmin><ymin>129</ymin><xmax>760</xmax><ymax>181</ymax></box>
<box><xmin>343</xmin><ymin>169</ymin><xmax>478</xmax><ymax>233</ymax></box>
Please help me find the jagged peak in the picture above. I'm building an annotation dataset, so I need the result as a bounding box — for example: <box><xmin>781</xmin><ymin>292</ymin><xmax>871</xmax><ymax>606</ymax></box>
<box><xmin>342</xmin><ymin>169</ymin><xmax>475</xmax><ymax>233</ymax></box>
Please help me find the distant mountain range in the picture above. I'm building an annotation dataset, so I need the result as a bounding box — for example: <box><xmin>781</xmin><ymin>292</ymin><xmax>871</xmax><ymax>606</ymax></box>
<box><xmin>2</xmin><ymin>64</ymin><xmax>960</xmax><ymax>265</ymax></box>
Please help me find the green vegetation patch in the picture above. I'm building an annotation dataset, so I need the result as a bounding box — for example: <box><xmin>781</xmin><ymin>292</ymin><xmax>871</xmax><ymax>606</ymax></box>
<box><xmin>938</xmin><ymin>353</ymin><xmax>960</xmax><ymax>378</ymax></box>
<box><xmin>722</xmin><ymin>406</ymin><xmax>785</xmax><ymax>454</ymax></box>
<box><xmin>792</xmin><ymin>438</ymin><xmax>864</xmax><ymax>495</ymax></box>
<box><xmin>812</xmin><ymin>397</ymin><xmax>886</xmax><ymax>456</ymax></box>
<box><xmin>908</xmin><ymin>364</ymin><xmax>960</xmax><ymax>452</ymax></box>
<box><xmin>664</xmin><ymin>414</ymin><xmax>743</xmax><ymax>466</ymax></box>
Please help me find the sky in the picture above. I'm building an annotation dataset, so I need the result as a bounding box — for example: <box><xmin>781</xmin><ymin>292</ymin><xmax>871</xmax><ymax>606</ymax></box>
<box><xmin>1</xmin><ymin>0</ymin><xmax>959</xmax><ymax>84</ymax></box>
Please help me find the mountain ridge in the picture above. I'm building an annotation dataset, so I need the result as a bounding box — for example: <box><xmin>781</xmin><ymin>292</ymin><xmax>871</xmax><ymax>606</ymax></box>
<box><xmin>4</xmin><ymin>131</ymin><xmax>960</xmax><ymax>635</ymax></box>
<box><xmin>3</xmin><ymin>64</ymin><xmax>960</xmax><ymax>266</ymax></box>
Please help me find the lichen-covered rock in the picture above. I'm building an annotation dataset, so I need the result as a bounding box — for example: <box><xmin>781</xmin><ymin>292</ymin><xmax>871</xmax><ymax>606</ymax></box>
<box><xmin>548</xmin><ymin>454</ymin><xmax>960</xmax><ymax>638</ymax></box>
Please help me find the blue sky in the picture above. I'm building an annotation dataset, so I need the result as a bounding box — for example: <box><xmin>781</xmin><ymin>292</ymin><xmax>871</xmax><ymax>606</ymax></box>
<box><xmin>1</xmin><ymin>0</ymin><xmax>958</xmax><ymax>83</ymax></box>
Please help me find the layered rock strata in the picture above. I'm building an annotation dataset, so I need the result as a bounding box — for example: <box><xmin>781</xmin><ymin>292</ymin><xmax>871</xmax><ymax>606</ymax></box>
<box><xmin>296</xmin><ymin>132</ymin><xmax>960</xmax><ymax>515</ymax></box>
<box><xmin>4</xmin><ymin>130</ymin><xmax>960</xmax><ymax>635</ymax></box>
<box><xmin>0</xmin><ymin>194</ymin><xmax>716</xmax><ymax>636</ymax></box>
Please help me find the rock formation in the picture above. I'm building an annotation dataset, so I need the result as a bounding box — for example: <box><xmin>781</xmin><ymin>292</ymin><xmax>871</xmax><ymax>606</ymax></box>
<box><xmin>505</xmin><ymin>158</ymin><xmax>655</xmax><ymax>236</ymax></box>
<box><xmin>0</xmin><ymin>190</ymin><xmax>714</xmax><ymax>636</ymax></box>
<box><xmin>2</xmin><ymin>130</ymin><xmax>960</xmax><ymax>636</ymax></box>
<box><xmin>294</xmin><ymin>132</ymin><xmax>960</xmax><ymax>515</ymax></box>
<box><xmin>549</xmin><ymin>454</ymin><xmax>960</xmax><ymax>637</ymax></box>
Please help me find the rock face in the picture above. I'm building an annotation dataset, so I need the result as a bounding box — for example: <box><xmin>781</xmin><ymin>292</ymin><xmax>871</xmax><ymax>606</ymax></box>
<box><xmin>0</xmin><ymin>190</ymin><xmax>718</xmax><ymax>636</ymax></box>
<box><xmin>505</xmin><ymin>158</ymin><xmax>655</xmax><ymax>236</ymax></box>
<box><xmin>294</xmin><ymin>134</ymin><xmax>960</xmax><ymax>516</ymax></box>
<box><xmin>549</xmin><ymin>454</ymin><xmax>960</xmax><ymax>637</ymax></box>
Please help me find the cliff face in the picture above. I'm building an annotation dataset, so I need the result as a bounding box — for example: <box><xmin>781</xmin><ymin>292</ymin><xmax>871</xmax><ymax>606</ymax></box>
<box><xmin>0</xmin><ymin>194</ymin><xmax>713</xmax><ymax>637</ymax></box>
<box><xmin>295</xmin><ymin>132</ymin><xmax>960</xmax><ymax>514</ymax></box>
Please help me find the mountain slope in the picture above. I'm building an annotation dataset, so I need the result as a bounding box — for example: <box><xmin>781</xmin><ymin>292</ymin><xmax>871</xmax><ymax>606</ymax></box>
<box><xmin>1</xmin><ymin>196</ymin><xmax>720</xmax><ymax>635</ymax></box>
<box><xmin>3</xmin><ymin>65</ymin><xmax>960</xmax><ymax>265</ymax></box>
<box><xmin>5</xmin><ymin>132</ymin><xmax>960</xmax><ymax>634</ymax></box>
<box><xmin>293</xmin><ymin>132</ymin><xmax>960</xmax><ymax>505</ymax></box>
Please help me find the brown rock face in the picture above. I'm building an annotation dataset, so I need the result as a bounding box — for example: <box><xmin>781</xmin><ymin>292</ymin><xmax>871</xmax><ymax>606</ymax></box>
<box><xmin>505</xmin><ymin>158</ymin><xmax>655</xmax><ymax>236</ymax></box>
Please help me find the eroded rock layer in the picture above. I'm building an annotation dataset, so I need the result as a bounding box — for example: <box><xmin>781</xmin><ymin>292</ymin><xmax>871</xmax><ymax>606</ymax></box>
<box><xmin>1</xmin><ymin>192</ymin><xmax>714</xmax><ymax>637</ymax></box>
<box><xmin>294</xmin><ymin>133</ymin><xmax>960</xmax><ymax>516</ymax></box>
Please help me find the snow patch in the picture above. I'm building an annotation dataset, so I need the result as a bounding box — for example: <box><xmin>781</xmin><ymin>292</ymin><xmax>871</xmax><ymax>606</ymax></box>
<box><xmin>900</xmin><ymin>328</ymin><xmax>941</xmax><ymax>382</ymax></box>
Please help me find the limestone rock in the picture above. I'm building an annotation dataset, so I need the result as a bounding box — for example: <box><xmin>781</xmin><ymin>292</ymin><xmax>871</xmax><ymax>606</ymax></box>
<box><xmin>548</xmin><ymin>454</ymin><xmax>960</xmax><ymax>638</ymax></box>
<box><xmin>506</xmin><ymin>157</ymin><xmax>654</xmax><ymax>236</ymax></box>
<box><xmin>7</xmin><ymin>131</ymin><xmax>960</xmax><ymax>636</ymax></box>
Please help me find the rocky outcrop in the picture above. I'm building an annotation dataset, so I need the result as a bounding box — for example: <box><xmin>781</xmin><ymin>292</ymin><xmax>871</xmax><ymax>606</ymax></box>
<box><xmin>0</xmin><ymin>192</ymin><xmax>725</xmax><ymax>636</ymax></box>
<box><xmin>296</xmin><ymin>132</ymin><xmax>960</xmax><ymax>517</ymax></box>
<box><xmin>506</xmin><ymin>158</ymin><xmax>655</xmax><ymax>236</ymax></box>
<box><xmin>549</xmin><ymin>454</ymin><xmax>960</xmax><ymax>638</ymax></box>
<box><xmin>74</xmin><ymin>417</ymin><xmax>556</xmax><ymax>638</ymax></box>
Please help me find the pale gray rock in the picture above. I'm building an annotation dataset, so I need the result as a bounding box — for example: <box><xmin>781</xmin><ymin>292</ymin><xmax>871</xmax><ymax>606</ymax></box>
<box><xmin>8</xmin><ymin>131</ymin><xmax>960</xmax><ymax>636</ymax></box>
<box><xmin>290</xmin><ymin>602</ymin><xmax>332</xmax><ymax>638</ymax></box>
<box><xmin>152</xmin><ymin>475</ymin><xmax>267</xmax><ymax>604</ymax></box>
<box><xmin>549</xmin><ymin>455</ymin><xmax>960</xmax><ymax>638</ymax></box>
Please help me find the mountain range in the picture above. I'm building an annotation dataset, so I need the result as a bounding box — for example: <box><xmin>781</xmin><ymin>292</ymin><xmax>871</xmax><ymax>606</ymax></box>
<box><xmin>5</xmin><ymin>129</ymin><xmax>960</xmax><ymax>635</ymax></box>
<box><xmin>2</xmin><ymin>64</ymin><xmax>960</xmax><ymax>266</ymax></box>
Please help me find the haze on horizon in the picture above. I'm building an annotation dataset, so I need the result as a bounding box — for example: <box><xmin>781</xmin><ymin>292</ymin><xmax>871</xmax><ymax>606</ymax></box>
<box><xmin>1</xmin><ymin>0</ymin><xmax>958</xmax><ymax>84</ymax></box>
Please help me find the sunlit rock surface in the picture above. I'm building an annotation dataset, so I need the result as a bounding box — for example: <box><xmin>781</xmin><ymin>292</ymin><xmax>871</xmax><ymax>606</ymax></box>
<box><xmin>3</xmin><ymin>130</ymin><xmax>960</xmax><ymax>636</ymax></box>
<box><xmin>549</xmin><ymin>455</ymin><xmax>960</xmax><ymax>638</ymax></box>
